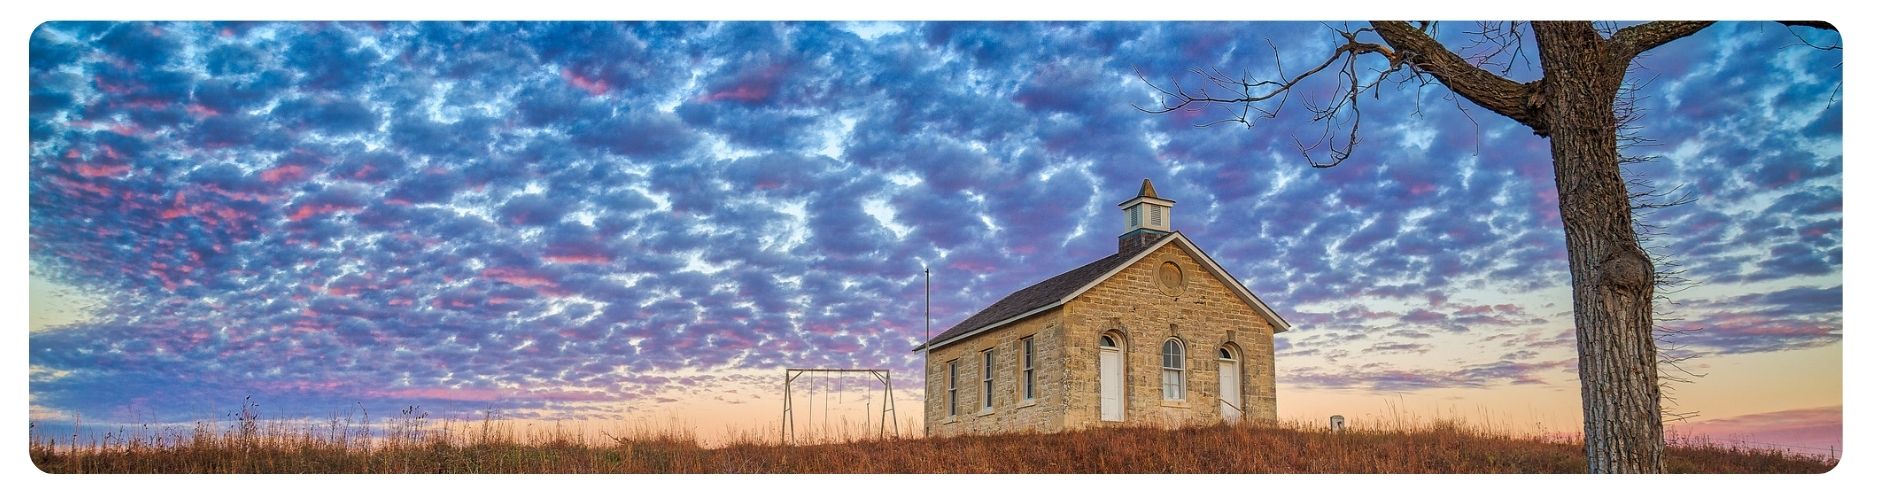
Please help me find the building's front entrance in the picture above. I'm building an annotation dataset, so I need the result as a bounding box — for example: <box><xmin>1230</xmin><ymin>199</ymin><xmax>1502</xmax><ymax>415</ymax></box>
<box><xmin>1218</xmin><ymin>346</ymin><xmax>1241</xmax><ymax>423</ymax></box>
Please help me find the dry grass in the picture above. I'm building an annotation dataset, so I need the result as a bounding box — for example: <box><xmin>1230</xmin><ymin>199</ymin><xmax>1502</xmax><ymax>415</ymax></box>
<box><xmin>30</xmin><ymin>410</ymin><xmax>1835</xmax><ymax>473</ymax></box>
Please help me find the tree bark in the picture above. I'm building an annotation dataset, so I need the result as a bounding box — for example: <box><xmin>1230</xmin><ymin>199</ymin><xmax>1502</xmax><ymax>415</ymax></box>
<box><xmin>1533</xmin><ymin>21</ymin><xmax>1667</xmax><ymax>473</ymax></box>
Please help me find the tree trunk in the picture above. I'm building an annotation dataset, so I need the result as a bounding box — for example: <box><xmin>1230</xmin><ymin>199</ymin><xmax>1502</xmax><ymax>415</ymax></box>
<box><xmin>1534</xmin><ymin>21</ymin><xmax>1667</xmax><ymax>473</ymax></box>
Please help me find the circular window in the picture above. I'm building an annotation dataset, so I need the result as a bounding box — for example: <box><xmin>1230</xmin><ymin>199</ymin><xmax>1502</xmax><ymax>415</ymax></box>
<box><xmin>1156</xmin><ymin>261</ymin><xmax>1185</xmax><ymax>295</ymax></box>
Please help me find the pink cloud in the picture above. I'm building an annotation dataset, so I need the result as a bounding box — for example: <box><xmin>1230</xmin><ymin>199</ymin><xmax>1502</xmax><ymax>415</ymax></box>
<box><xmin>260</xmin><ymin>163</ymin><xmax>310</xmax><ymax>184</ymax></box>
<box><xmin>705</xmin><ymin>84</ymin><xmax>770</xmax><ymax>103</ymax></box>
<box><xmin>74</xmin><ymin>162</ymin><xmax>131</xmax><ymax>178</ymax></box>
<box><xmin>1669</xmin><ymin>406</ymin><xmax>1842</xmax><ymax>455</ymax></box>
<box><xmin>263</xmin><ymin>380</ymin><xmax>346</xmax><ymax>393</ymax></box>
<box><xmin>287</xmin><ymin>202</ymin><xmax>362</xmax><ymax>221</ymax></box>
<box><xmin>482</xmin><ymin>266</ymin><xmax>553</xmax><ymax>287</ymax></box>
<box><xmin>561</xmin><ymin>67</ymin><xmax>610</xmax><ymax>96</ymax></box>
<box><xmin>370</xmin><ymin>387</ymin><xmax>505</xmax><ymax>402</ymax></box>
<box><xmin>545</xmin><ymin>251</ymin><xmax>613</xmax><ymax>265</ymax></box>
<box><xmin>1533</xmin><ymin>186</ymin><xmax>1560</xmax><ymax>224</ymax></box>
<box><xmin>481</xmin><ymin>266</ymin><xmax>568</xmax><ymax>296</ymax></box>
<box><xmin>949</xmin><ymin>258</ymin><xmax>999</xmax><ymax>274</ymax></box>
<box><xmin>186</xmin><ymin>103</ymin><xmax>221</xmax><ymax>118</ymax></box>
<box><xmin>700</xmin><ymin>64</ymin><xmax>787</xmax><ymax>103</ymax></box>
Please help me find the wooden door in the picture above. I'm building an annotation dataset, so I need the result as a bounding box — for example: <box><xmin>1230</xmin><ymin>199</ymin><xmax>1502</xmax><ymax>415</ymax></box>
<box><xmin>1218</xmin><ymin>358</ymin><xmax>1241</xmax><ymax>423</ymax></box>
<box><xmin>1100</xmin><ymin>344</ymin><xmax>1124</xmax><ymax>422</ymax></box>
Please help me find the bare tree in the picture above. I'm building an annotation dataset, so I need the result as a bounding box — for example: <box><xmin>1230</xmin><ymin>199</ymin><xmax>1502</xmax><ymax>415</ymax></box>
<box><xmin>1141</xmin><ymin>21</ymin><xmax>1839</xmax><ymax>473</ymax></box>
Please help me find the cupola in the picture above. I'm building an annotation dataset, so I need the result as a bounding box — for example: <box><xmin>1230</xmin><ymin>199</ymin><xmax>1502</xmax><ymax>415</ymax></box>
<box><xmin>1118</xmin><ymin>179</ymin><xmax>1175</xmax><ymax>253</ymax></box>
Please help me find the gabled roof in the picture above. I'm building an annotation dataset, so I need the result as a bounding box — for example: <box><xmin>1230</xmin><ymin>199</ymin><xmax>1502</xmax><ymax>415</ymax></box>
<box><xmin>915</xmin><ymin>232</ymin><xmax>1290</xmax><ymax>352</ymax></box>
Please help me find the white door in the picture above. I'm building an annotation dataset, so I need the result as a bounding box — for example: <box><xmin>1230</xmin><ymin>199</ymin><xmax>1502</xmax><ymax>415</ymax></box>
<box><xmin>1100</xmin><ymin>346</ymin><xmax>1124</xmax><ymax>421</ymax></box>
<box><xmin>1218</xmin><ymin>359</ymin><xmax>1241</xmax><ymax>423</ymax></box>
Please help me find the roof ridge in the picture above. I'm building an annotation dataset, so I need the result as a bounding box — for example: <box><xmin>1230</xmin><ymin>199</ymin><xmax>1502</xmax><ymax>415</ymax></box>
<box><xmin>915</xmin><ymin>231</ymin><xmax>1174</xmax><ymax>351</ymax></box>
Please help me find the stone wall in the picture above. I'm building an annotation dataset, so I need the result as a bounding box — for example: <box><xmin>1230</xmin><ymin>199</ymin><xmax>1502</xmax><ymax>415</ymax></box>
<box><xmin>1059</xmin><ymin>241</ymin><xmax>1279</xmax><ymax>429</ymax></box>
<box><xmin>922</xmin><ymin>309</ymin><xmax>1067</xmax><ymax>437</ymax></box>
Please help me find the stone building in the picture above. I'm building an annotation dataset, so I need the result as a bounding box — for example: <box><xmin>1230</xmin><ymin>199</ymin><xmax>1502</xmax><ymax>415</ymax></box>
<box><xmin>915</xmin><ymin>180</ymin><xmax>1290</xmax><ymax>437</ymax></box>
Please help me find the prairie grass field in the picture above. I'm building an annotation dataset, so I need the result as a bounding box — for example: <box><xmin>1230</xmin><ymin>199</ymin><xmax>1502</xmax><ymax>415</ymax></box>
<box><xmin>28</xmin><ymin>407</ymin><xmax>1835</xmax><ymax>473</ymax></box>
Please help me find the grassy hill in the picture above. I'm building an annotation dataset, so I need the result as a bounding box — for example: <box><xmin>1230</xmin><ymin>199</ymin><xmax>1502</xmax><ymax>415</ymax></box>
<box><xmin>30</xmin><ymin>416</ymin><xmax>1834</xmax><ymax>473</ymax></box>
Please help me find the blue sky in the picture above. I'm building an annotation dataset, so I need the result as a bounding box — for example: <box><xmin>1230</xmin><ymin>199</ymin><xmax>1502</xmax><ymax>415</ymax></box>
<box><xmin>27</xmin><ymin>21</ymin><xmax>1839</xmax><ymax>439</ymax></box>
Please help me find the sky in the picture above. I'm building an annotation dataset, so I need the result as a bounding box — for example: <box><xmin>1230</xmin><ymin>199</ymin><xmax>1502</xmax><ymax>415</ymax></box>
<box><xmin>26</xmin><ymin>21</ymin><xmax>1841</xmax><ymax>451</ymax></box>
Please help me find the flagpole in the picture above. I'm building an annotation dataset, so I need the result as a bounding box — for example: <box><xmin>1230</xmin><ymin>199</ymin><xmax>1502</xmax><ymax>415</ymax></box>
<box><xmin>924</xmin><ymin>266</ymin><xmax>931</xmax><ymax>349</ymax></box>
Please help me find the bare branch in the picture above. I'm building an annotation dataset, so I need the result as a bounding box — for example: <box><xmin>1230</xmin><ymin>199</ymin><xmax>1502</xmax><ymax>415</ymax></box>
<box><xmin>1135</xmin><ymin>26</ymin><xmax>1400</xmax><ymax>167</ymax></box>
<box><xmin>1456</xmin><ymin>21</ymin><xmax>1534</xmax><ymax>76</ymax></box>
<box><xmin>1609</xmin><ymin>21</ymin><xmax>1715</xmax><ymax>59</ymax></box>
<box><xmin>1778</xmin><ymin>21</ymin><xmax>1838</xmax><ymax>31</ymax></box>
<box><xmin>1783</xmin><ymin>26</ymin><xmax>1842</xmax><ymax>52</ymax></box>
<box><xmin>1368</xmin><ymin>21</ymin><xmax>1549</xmax><ymax>135</ymax></box>
<box><xmin>1769</xmin><ymin>23</ymin><xmax>1844</xmax><ymax>109</ymax></box>
<box><xmin>1615</xmin><ymin>67</ymin><xmax>1707</xmax><ymax>425</ymax></box>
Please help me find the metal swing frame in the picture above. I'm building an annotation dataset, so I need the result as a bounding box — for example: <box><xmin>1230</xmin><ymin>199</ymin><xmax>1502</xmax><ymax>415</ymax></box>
<box><xmin>779</xmin><ymin>368</ymin><xmax>897</xmax><ymax>444</ymax></box>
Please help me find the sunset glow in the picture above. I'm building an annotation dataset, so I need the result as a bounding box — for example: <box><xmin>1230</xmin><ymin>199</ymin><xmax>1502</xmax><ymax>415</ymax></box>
<box><xmin>28</xmin><ymin>21</ymin><xmax>1840</xmax><ymax>453</ymax></box>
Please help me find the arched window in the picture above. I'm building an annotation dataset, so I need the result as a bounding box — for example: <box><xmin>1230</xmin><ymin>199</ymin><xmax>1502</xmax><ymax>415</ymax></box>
<box><xmin>1100</xmin><ymin>335</ymin><xmax>1117</xmax><ymax>348</ymax></box>
<box><xmin>1162</xmin><ymin>339</ymin><xmax>1185</xmax><ymax>400</ymax></box>
<box><xmin>1218</xmin><ymin>347</ymin><xmax>1234</xmax><ymax>360</ymax></box>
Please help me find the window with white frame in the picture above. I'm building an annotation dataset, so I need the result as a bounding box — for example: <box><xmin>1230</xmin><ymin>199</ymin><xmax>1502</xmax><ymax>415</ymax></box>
<box><xmin>981</xmin><ymin>349</ymin><xmax>995</xmax><ymax>410</ymax></box>
<box><xmin>947</xmin><ymin>360</ymin><xmax>959</xmax><ymax>417</ymax></box>
<box><xmin>1020</xmin><ymin>336</ymin><xmax>1036</xmax><ymax>401</ymax></box>
<box><xmin>1162</xmin><ymin>339</ymin><xmax>1185</xmax><ymax>400</ymax></box>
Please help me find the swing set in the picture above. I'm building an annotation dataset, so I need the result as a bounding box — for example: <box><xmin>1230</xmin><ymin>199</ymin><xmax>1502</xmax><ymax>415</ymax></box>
<box><xmin>779</xmin><ymin>368</ymin><xmax>898</xmax><ymax>444</ymax></box>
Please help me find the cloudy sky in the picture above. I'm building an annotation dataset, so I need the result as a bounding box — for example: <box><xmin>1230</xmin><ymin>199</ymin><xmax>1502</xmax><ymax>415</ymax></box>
<box><xmin>27</xmin><ymin>21</ymin><xmax>1840</xmax><ymax>450</ymax></box>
